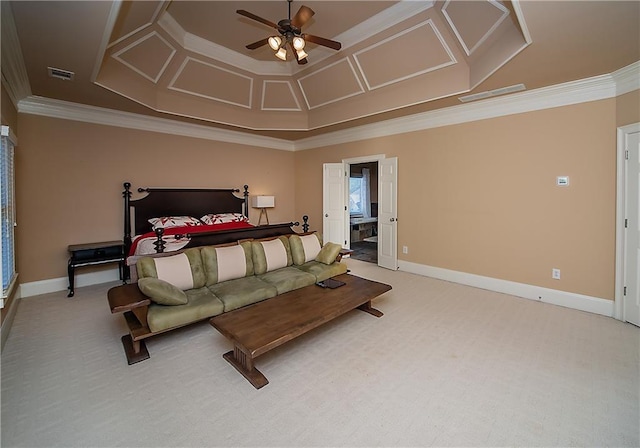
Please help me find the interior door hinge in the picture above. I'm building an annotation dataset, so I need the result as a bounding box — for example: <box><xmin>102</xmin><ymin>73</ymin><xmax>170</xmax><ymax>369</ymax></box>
<box><xmin>625</xmin><ymin>218</ymin><xmax>628</xmax><ymax>228</ymax></box>
<box><xmin>624</xmin><ymin>286</ymin><xmax>627</xmax><ymax>295</ymax></box>
<box><xmin>625</xmin><ymin>150</ymin><xmax>629</xmax><ymax>160</ymax></box>
<box><xmin>344</xmin><ymin>206</ymin><xmax>347</xmax><ymax>211</ymax></box>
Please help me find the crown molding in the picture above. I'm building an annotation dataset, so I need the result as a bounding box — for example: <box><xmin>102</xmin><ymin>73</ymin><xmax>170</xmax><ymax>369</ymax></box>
<box><xmin>17</xmin><ymin>96</ymin><xmax>295</xmax><ymax>151</ymax></box>
<box><xmin>294</xmin><ymin>62</ymin><xmax>636</xmax><ymax>150</ymax></box>
<box><xmin>17</xmin><ymin>62</ymin><xmax>638</xmax><ymax>152</ymax></box>
<box><xmin>612</xmin><ymin>60</ymin><xmax>640</xmax><ymax>96</ymax></box>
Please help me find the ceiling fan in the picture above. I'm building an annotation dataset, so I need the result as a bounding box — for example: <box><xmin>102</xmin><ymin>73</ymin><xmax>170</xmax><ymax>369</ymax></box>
<box><xmin>237</xmin><ymin>0</ymin><xmax>342</xmax><ymax>65</ymax></box>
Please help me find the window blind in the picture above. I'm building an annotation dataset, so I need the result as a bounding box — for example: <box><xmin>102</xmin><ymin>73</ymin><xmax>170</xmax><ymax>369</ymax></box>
<box><xmin>1</xmin><ymin>125</ymin><xmax>16</xmax><ymax>298</ymax></box>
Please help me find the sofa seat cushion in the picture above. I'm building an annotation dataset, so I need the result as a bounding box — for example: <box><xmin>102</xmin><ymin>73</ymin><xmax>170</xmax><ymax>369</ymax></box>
<box><xmin>258</xmin><ymin>266</ymin><xmax>317</xmax><ymax>294</ymax></box>
<box><xmin>295</xmin><ymin>261</ymin><xmax>348</xmax><ymax>282</ymax></box>
<box><xmin>209</xmin><ymin>277</ymin><xmax>277</xmax><ymax>312</ymax></box>
<box><xmin>147</xmin><ymin>287</ymin><xmax>224</xmax><ymax>333</ymax></box>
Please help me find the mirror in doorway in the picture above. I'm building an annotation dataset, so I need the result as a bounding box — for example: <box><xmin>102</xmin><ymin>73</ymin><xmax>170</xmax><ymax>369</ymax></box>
<box><xmin>349</xmin><ymin>162</ymin><xmax>378</xmax><ymax>263</ymax></box>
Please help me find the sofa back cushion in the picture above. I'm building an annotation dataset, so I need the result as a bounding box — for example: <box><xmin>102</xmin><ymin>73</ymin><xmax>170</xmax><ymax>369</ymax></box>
<box><xmin>252</xmin><ymin>236</ymin><xmax>292</xmax><ymax>275</ymax></box>
<box><xmin>136</xmin><ymin>248</ymin><xmax>205</xmax><ymax>290</ymax></box>
<box><xmin>289</xmin><ymin>233</ymin><xmax>322</xmax><ymax>265</ymax></box>
<box><xmin>202</xmin><ymin>241</ymin><xmax>253</xmax><ymax>285</ymax></box>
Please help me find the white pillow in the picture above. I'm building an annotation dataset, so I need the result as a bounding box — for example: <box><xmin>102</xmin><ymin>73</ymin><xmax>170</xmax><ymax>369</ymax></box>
<box><xmin>148</xmin><ymin>216</ymin><xmax>202</xmax><ymax>230</ymax></box>
<box><xmin>261</xmin><ymin>238</ymin><xmax>288</xmax><ymax>272</ymax></box>
<box><xmin>299</xmin><ymin>234</ymin><xmax>322</xmax><ymax>262</ymax></box>
<box><xmin>153</xmin><ymin>253</ymin><xmax>194</xmax><ymax>290</ymax></box>
<box><xmin>200</xmin><ymin>213</ymin><xmax>248</xmax><ymax>225</ymax></box>
<box><xmin>215</xmin><ymin>245</ymin><xmax>247</xmax><ymax>282</ymax></box>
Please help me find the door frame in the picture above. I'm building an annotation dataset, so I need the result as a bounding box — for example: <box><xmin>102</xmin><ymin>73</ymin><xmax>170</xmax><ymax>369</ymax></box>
<box><xmin>614</xmin><ymin>122</ymin><xmax>640</xmax><ymax>321</ymax></box>
<box><xmin>343</xmin><ymin>153</ymin><xmax>386</xmax><ymax>256</ymax></box>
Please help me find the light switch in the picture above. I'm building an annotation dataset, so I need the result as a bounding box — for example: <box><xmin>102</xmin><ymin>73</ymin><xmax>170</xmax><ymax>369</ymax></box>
<box><xmin>557</xmin><ymin>176</ymin><xmax>569</xmax><ymax>186</ymax></box>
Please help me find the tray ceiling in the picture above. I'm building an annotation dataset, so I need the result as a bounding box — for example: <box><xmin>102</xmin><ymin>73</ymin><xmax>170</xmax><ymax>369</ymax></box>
<box><xmin>5</xmin><ymin>1</ymin><xmax>639</xmax><ymax>139</ymax></box>
<box><xmin>95</xmin><ymin>0</ymin><xmax>529</xmax><ymax>131</ymax></box>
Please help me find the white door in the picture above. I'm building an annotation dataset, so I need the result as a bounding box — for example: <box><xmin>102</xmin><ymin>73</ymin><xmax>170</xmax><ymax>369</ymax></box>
<box><xmin>378</xmin><ymin>157</ymin><xmax>398</xmax><ymax>270</ymax></box>
<box><xmin>323</xmin><ymin>163</ymin><xmax>347</xmax><ymax>246</ymax></box>
<box><xmin>623</xmin><ymin>131</ymin><xmax>640</xmax><ymax>326</ymax></box>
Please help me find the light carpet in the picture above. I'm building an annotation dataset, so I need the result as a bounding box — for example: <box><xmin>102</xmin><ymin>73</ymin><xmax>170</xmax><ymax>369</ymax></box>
<box><xmin>1</xmin><ymin>259</ymin><xmax>638</xmax><ymax>447</ymax></box>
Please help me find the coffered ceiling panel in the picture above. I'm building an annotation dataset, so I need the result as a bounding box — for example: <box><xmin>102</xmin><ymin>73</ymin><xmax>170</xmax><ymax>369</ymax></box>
<box><xmin>353</xmin><ymin>20</ymin><xmax>457</xmax><ymax>91</ymax></box>
<box><xmin>112</xmin><ymin>31</ymin><xmax>176</xmax><ymax>83</ymax></box>
<box><xmin>109</xmin><ymin>0</ymin><xmax>166</xmax><ymax>47</ymax></box>
<box><xmin>168</xmin><ymin>57</ymin><xmax>253</xmax><ymax>108</ymax></box>
<box><xmin>441</xmin><ymin>0</ymin><xmax>509</xmax><ymax>56</ymax></box>
<box><xmin>297</xmin><ymin>58</ymin><xmax>364</xmax><ymax>110</ymax></box>
<box><xmin>262</xmin><ymin>81</ymin><xmax>301</xmax><ymax>111</ymax></box>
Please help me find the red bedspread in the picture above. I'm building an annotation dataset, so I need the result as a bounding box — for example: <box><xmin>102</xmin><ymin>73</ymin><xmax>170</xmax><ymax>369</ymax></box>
<box><xmin>129</xmin><ymin>221</ymin><xmax>254</xmax><ymax>256</ymax></box>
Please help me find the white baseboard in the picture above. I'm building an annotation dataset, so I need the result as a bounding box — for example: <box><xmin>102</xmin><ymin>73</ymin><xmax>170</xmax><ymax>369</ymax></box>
<box><xmin>19</xmin><ymin>267</ymin><xmax>121</xmax><ymax>298</ymax></box>
<box><xmin>398</xmin><ymin>260</ymin><xmax>614</xmax><ymax>317</ymax></box>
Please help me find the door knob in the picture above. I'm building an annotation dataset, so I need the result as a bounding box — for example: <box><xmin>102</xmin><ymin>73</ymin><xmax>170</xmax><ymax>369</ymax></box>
<box><xmin>390</xmin><ymin>217</ymin><xmax>395</xmax><ymax>222</ymax></box>
<box><xmin>325</xmin><ymin>214</ymin><xmax>329</xmax><ymax>218</ymax></box>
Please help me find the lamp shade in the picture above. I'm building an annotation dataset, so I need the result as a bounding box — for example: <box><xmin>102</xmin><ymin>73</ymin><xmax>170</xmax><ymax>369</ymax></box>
<box><xmin>252</xmin><ymin>195</ymin><xmax>275</xmax><ymax>208</ymax></box>
<box><xmin>292</xmin><ymin>36</ymin><xmax>305</xmax><ymax>50</ymax></box>
<box><xmin>268</xmin><ymin>36</ymin><xmax>282</xmax><ymax>51</ymax></box>
<box><xmin>275</xmin><ymin>47</ymin><xmax>287</xmax><ymax>61</ymax></box>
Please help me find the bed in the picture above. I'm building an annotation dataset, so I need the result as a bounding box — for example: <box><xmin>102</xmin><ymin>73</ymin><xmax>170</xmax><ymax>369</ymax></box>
<box><xmin>122</xmin><ymin>182</ymin><xmax>308</xmax><ymax>274</ymax></box>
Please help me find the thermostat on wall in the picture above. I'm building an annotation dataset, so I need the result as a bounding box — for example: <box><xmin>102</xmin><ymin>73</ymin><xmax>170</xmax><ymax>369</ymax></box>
<box><xmin>557</xmin><ymin>176</ymin><xmax>570</xmax><ymax>186</ymax></box>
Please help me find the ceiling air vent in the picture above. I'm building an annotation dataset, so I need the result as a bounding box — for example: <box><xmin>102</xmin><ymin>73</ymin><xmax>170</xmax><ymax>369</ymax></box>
<box><xmin>47</xmin><ymin>67</ymin><xmax>75</xmax><ymax>81</ymax></box>
<box><xmin>459</xmin><ymin>84</ymin><xmax>526</xmax><ymax>103</ymax></box>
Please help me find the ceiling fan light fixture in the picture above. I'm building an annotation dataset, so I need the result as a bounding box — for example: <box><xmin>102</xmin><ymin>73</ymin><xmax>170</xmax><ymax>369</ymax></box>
<box><xmin>275</xmin><ymin>47</ymin><xmax>287</xmax><ymax>61</ymax></box>
<box><xmin>296</xmin><ymin>49</ymin><xmax>308</xmax><ymax>60</ymax></box>
<box><xmin>268</xmin><ymin>36</ymin><xmax>282</xmax><ymax>51</ymax></box>
<box><xmin>292</xmin><ymin>36</ymin><xmax>305</xmax><ymax>50</ymax></box>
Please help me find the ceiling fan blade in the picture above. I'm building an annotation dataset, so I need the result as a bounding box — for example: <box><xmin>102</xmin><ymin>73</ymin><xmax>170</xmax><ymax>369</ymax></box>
<box><xmin>246</xmin><ymin>38</ymin><xmax>270</xmax><ymax>50</ymax></box>
<box><xmin>303</xmin><ymin>34</ymin><xmax>342</xmax><ymax>51</ymax></box>
<box><xmin>291</xmin><ymin>5</ymin><xmax>314</xmax><ymax>28</ymax></box>
<box><xmin>236</xmin><ymin>10</ymin><xmax>278</xmax><ymax>30</ymax></box>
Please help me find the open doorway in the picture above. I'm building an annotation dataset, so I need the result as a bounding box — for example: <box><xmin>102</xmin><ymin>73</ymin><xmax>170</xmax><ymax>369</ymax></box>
<box><xmin>349</xmin><ymin>161</ymin><xmax>378</xmax><ymax>263</ymax></box>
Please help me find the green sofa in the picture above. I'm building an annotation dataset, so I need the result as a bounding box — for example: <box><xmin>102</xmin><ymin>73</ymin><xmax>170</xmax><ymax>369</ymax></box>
<box><xmin>108</xmin><ymin>233</ymin><xmax>347</xmax><ymax>364</ymax></box>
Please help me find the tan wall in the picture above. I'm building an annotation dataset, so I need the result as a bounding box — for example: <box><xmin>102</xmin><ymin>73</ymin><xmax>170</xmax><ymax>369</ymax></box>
<box><xmin>616</xmin><ymin>90</ymin><xmax>640</xmax><ymax>126</ymax></box>
<box><xmin>295</xmin><ymin>98</ymin><xmax>618</xmax><ymax>300</ymax></box>
<box><xmin>16</xmin><ymin>114</ymin><xmax>296</xmax><ymax>283</ymax></box>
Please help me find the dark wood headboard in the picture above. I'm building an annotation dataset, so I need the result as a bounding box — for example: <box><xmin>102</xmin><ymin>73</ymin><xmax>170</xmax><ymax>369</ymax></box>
<box><xmin>123</xmin><ymin>182</ymin><xmax>249</xmax><ymax>249</ymax></box>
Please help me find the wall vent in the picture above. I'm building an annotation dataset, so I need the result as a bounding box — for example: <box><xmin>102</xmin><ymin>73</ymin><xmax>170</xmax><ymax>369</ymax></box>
<box><xmin>47</xmin><ymin>67</ymin><xmax>75</xmax><ymax>81</ymax></box>
<box><xmin>459</xmin><ymin>83</ymin><xmax>526</xmax><ymax>103</ymax></box>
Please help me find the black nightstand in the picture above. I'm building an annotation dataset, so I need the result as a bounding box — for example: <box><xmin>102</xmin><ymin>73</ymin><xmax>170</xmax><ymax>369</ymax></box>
<box><xmin>67</xmin><ymin>240</ymin><xmax>125</xmax><ymax>297</ymax></box>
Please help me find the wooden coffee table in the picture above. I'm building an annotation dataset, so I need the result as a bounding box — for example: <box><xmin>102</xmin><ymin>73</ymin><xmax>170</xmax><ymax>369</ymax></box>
<box><xmin>210</xmin><ymin>273</ymin><xmax>391</xmax><ymax>389</ymax></box>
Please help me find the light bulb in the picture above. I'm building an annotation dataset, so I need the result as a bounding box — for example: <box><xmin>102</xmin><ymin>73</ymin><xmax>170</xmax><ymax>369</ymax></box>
<box><xmin>296</xmin><ymin>49</ymin><xmax>308</xmax><ymax>60</ymax></box>
<box><xmin>268</xmin><ymin>36</ymin><xmax>282</xmax><ymax>51</ymax></box>
<box><xmin>292</xmin><ymin>36</ymin><xmax>305</xmax><ymax>50</ymax></box>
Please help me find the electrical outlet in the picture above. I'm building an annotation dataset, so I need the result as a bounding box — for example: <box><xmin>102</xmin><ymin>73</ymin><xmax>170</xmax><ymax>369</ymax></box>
<box><xmin>402</xmin><ymin>246</ymin><xmax>408</xmax><ymax>254</ymax></box>
<box><xmin>552</xmin><ymin>268</ymin><xmax>561</xmax><ymax>280</ymax></box>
